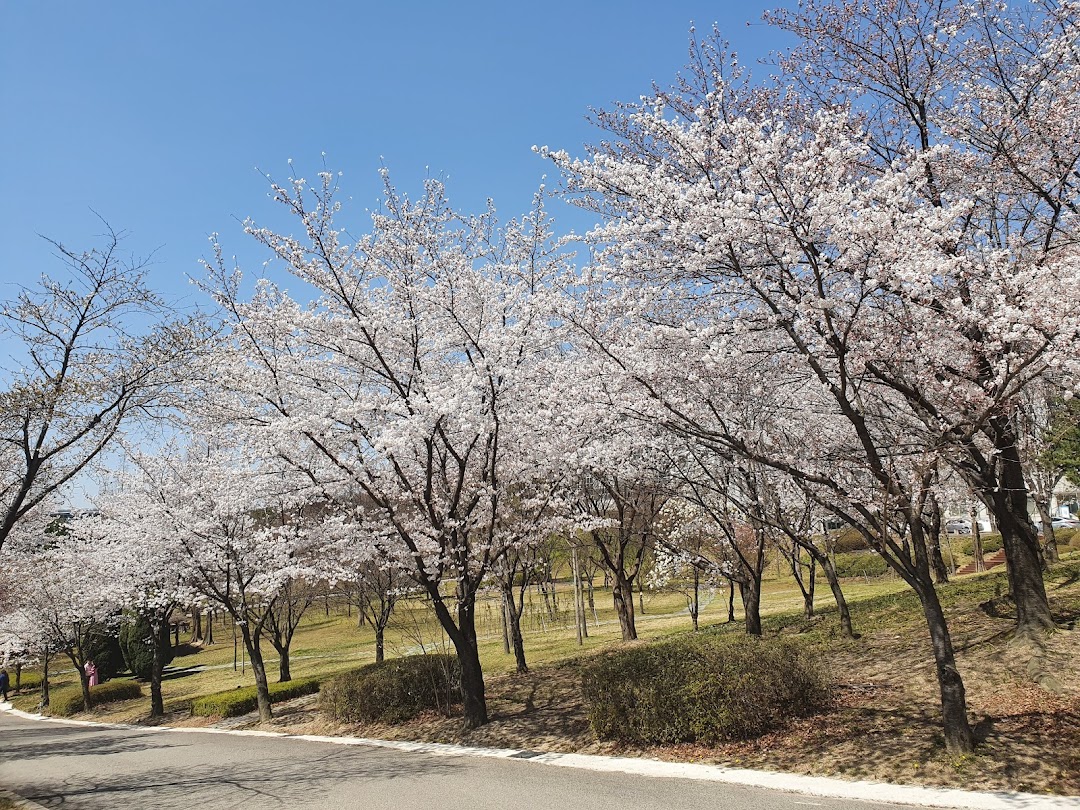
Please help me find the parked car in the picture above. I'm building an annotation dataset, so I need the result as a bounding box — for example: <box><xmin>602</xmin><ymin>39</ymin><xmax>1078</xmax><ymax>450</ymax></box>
<box><xmin>944</xmin><ymin>517</ymin><xmax>992</xmax><ymax>534</ymax></box>
<box><xmin>1051</xmin><ymin>515</ymin><xmax>1079</xmax><ymax>529</ymax></box>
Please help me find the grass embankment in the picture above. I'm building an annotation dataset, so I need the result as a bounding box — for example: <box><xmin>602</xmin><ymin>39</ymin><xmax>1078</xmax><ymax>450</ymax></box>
<box><xmin>13</xmin><ymin>550</ymin><xmax>1080</xmax><ymax>794</ymax></box>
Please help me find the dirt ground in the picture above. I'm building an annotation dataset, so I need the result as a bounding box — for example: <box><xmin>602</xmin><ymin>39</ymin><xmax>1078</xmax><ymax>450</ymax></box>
<box><xmin>250</xmin><ymin>566</ymin><xmax>1080</xmax><ymax>796</ymax></box>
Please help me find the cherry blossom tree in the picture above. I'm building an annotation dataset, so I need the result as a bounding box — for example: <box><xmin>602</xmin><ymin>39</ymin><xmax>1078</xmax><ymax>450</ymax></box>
<box><xmin>542</xmin><ymin>34</ymin><xmax>1010</xmax><ymax>752</ymax></box>
<box><xmin>204</xmin><ymin>172</ymin><xmax>573</xmax><ymax>728</ymax></box>
<box><xmin>0</xmin><ymin>226</ymin><xmax>204</xmax><ymax>554</ymax></box>
<box><xmin>765</xmin><ymin>0</ymin><xmax>1080</xmax><ymax>636</ymax></box>
<box><xmin>119</xmin><ymin>439</ymin><xmax>321</xmax><ymax>722</ymax></box>
<box><xmin>1</xmin><ymin>527</ymin><xmax>123</xmax><ymax>713</ymax></box>
<box><xmin>77</xmin><ymin>491</ymin><xmax>196</xmax><ymax>716</ymax></box>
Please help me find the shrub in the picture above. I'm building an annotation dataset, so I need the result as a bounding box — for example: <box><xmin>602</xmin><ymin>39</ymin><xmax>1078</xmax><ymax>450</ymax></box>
<box><xmin>829</xmin><ymin>528</ymin><xmax>870</xmax><ymax>553</ymax></box>
<box><xmin>832</xmin><ymin>551</ymin><xmax>890</xmax><ymax>579</ymax></box>
<box><xmin>190</xmin><ymin>677</ymin><xmax>320</xmax><ymax>718</ymax></box>
<box><xmin>581</xmin><ymin>634</ymin><xmax>832</xmax><ymax>745</ymax></box>
<box><xmin>51</xmin><ymin>680</ymin><xmax>143</xmax><ymax>717</ymax></box>
<box><xmin>86</xmin><ymin>624</ymin><xmax>125</xmax><ymax>682</ymax></box>
<box><xmin>320</xmin><ymin>654</ymin><xmax>461</xmax><ymax>724</ymax></box>
<box><xmin>119</xmin><ymin>616</ymin><xmax>174</xmax><ymax>679</ymax></box>
<box><xmin>955</xmin><ymin>532</ymin><xmax>1003</xmax><ymax>555</ymax></box>
<box><xmin>1054</xmin><ymin>527</ymin><xmax>1079</xmax><ymax>547</ymax></box>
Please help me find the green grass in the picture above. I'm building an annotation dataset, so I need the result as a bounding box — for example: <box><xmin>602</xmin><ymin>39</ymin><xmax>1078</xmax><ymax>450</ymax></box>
<box><xmin>20</xmin><ymin>553</ymin><xmax>1051</xmax><ymax>724</ymax></box>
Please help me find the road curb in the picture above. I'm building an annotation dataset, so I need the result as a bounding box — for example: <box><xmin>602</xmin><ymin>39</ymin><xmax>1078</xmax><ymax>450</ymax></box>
<box><xmin>4</xmin><ymin>706</ymin><xmax>1078</xmax><ymax>809</ymax></box>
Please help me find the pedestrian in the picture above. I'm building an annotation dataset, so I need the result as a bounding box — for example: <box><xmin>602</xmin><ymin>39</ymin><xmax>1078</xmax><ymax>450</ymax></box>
<box><xmin>0</xmin><ymin>669</ymin><xmax>9</xmax><ymax>701</ymax></box>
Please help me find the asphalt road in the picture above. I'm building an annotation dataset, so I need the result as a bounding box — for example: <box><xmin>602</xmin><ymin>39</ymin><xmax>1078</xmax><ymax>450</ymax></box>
<box><xmin>0</xmin><ymin>713</ymin><xmax>917</xmax><ymax>810</ymax></box>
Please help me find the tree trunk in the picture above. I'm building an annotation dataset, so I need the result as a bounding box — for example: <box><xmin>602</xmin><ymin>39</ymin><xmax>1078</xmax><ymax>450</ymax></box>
<box><xmin>612</xmin><ymin>575</ymin><xmax>637</xmax><ymax>641</ymax></box>
<box><xmin>374</xmin><ymin>624</ymin><xmax>385</xmax><ymax>663</ymax></box>
<box><xmin>150</xmin><ymin>616</ymin><xmax>167</xmax><ymax>718</ymax></box>
<box><xmin>1034</xmin><ymin>497</ymin><xmax>1059</xmax><ymax>564</ymax></box>
<box><xmin>277</xmin><ymin>646</ymin><xmax>291</xmax><ymax>683</ymax></box>
<box><xmin>988</xmin><ymin>419</ymin><xmax>1055</xmax><ymax>636</ymax></box>
<box><xmin>571</xmin><ymin>548</ymin><xmax>585</xmax><ymax>645</ymax></box>
<box><xmin>791</xmin><ymin>547</ymin><xmax>816</xmax><ymax>619</ymax></box>
<box><xmin>39</xmin><ymin>653</ymin><xmax>50</xmax><ymax>708</ymax></box>
<box><xmin>500</xmin><ymin>592</ymin><xmax>511</xmax><ymax>654</ymax></box>
<box><xmin>239</xmin><ymin>623</ymin><xmax>272</xmax><ymax>722</ymax></box>
<box><xmin>972</xmin><ymin>518</ymin><xmax>985</xmax><ymax>573</ymax></box>
<box><xmin>189</xmin><ymin>608</ymin><xmax>203</xmax><ymax>644</ymax></box>
<box><xmin>453</xmin><ymin>596</ymin><xmax>487</xmax><ymax>729</ymax></box>
<box><xmin>927</xmin><ymin>514</ymin><xmax>950</xmax><ymax>584</ymax></box>
<box><xmin>914</xmin><ymin>579</ymin><xmax>974</xmax><ymax>753</ymax></box>
<box><xmin>816</xmin><ymin>551</ymin><xmax>855</xmax><ymax>638</ymax></box>
<box><xmin>77</xmin><ymin>664</ymin><xmax>92</xmax><ymax>713</ymax></box>
<box><xmin>503</xmin><ymin>587</ymin><xmax>528</xmax><ymax>674</ymax></box>
<box><xmin>690</xmin><ymin>566</ymin><xmax>700</xmax><ymax>631</ymax></box>
<box><xmin>205</xmin><ymin>610</ymin><xmax>214</xmax><ymax>645</ymax></box>
<box><xmin>727</xmin><ymin>579</ymin><xmax>736</xmax><ymax>623</ymax></box>
<box><xmin>739</xmin><ymin>578</ymin><xmax>762</xmax><ymax>636</ymax></box>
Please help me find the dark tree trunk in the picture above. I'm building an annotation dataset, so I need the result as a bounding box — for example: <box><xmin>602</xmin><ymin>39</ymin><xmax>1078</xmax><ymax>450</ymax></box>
<box><xmin>739</xmin><ymin>578</ymin><xmax>762</xmax><ymax>636</ymax></box>
<box><xmin>987</xmin><ymin>418</ymin><xmax>1055</xmax><ymax>636</ymax></box>
<box><xmin>77</xmin><ymin>663</ymin><xmax>92</xmax><ymax>713</ymax></box>
<box><xmin>690</xmin><ymin>566</ymin><xmax>700</xmax><ymax>631</ymax></box>
<box><xmin>149</xmin><ymin>615</ymin><xmax>167</xmax><ymax>718</ymax></box>
<box><xmin>790</xmin><ymin>547</ymin><xmax>816</xmax><ymax>619</ymax></box>
<box><xmin>14</xmin><ymin>663</ymin><xmax>21</xmax><ymax>692</ymax></box>
<box><xmin>277</xmin><ymin>647</ymin><xmax>291</xmax><ymax>683</ymax></box>
<box><xmin>972</xmin><ymin>519</ymin><xmax>985</xmax><ymax>573</ymax></box>
<box><xmin>189</xmin><ymin>608</ymin><xmax>203</xmax><ymax>644</ymax></box>
<box><xmin>914</xmin><ymin>579</ymin><xmax>974</xmax><ymax>753</ymax></box>
<box><xmin>40</xmin><ymin>653</ymin><xmax>50</xmax><ymax>708</ymax></box>
<box><xmin>502</xmin><ymin>585</ymin><xmax>527</xmax><ymax>673</ymax></box>
<box><xmin>816</xmin><ymin>551</ymin><xmax>854</xmax><ymax>638</ymax></box>
<box><xmin>1034</xmin><ymin>497</ymin><xmax>1059</xmax><ymax>564</ymax></box>
<box><xmin>239</xmin><ymin>623</ymin><xmax>272</xmax><ymax>722</ymax></box>
<box><xmin>454</xmin><ymin>596</ymin><xmax>487</xmax><ymax>729</ymax></box>
<box><xmin>205</xmin><ymin>611</ymin><xmax>214</xmax><ymax>646</ymax></box>
<box><xmin>612</xmin><ymin>575</ymin><xmax>637</xmax><ymax>641</ymax></box>
<box><xmin>727</xmin><ymin>579</ymin><xmax>736</xmax><ymax>623</ymax></box>
<box><xmin>374</xmin><ymin>624</ymin><xmax>385</xmax><ymax>663</ymax></box>
<box><xmin>927</xmin><ymin>508</ymin><xmax>950</xmax><ymax>584</ymax></box>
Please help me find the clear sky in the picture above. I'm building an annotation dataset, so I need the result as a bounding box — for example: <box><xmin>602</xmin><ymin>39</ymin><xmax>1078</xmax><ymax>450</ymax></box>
<box><xmin>1</xmin><ymin>1</ymin><xmax>792</xmax><ymax>304</ymax></box>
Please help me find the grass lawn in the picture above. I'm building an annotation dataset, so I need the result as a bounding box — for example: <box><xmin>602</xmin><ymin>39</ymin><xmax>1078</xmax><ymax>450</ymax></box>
<box><xmin>13</xmin><ymin>550</ymin><xmax>1080</xmax><ymax>794</ymax></box>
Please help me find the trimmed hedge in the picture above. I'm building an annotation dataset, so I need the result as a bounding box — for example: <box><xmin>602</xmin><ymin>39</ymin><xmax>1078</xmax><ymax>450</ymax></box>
<box><xmin>320</xmin><ymin>654</ymin><xmax>461</xmax><ymax>724</ymax></box>
<box><xmin>958</xmin><ymin>533</ymin><xmax>1004</xmax><ymax>556</ymax></box>
<box><xmin>832</xmin><ymin>551</ymin><xmax>890</xmax><ymax>579</ymax></box>
<box><xmin>51</xmin><ymin>680</ymin><xmax>144</xmax><ymax>717</ymax></box>
<box><xmin>829</xmin><ymin>528</ymin><xmax>871</xmax><ymax>553</ymax></box>
<box><xmin>581</xmin><ymin>634</ymin><xmax>832</xmax><ymax>744</ymax></box>
<box><xmin>190</xmin><ymin>677</ymin><xmax>320</xmax><ymax>717</ymax></box>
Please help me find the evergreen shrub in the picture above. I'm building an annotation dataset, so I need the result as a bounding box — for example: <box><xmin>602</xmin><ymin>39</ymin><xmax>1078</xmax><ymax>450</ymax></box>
<box><xmin>581</xmin><ymin>634</ymin><xmax>831</xmax><ymax>744</ymax></box>
<box><xmin>119</xmin><ymin>616</ymin><xmax>174</xmax><ymax>679</ymax></box>
<box><xmin>51</xmin><ymin>680</ymin><xmax>143</xmax><ymax>717</ymax></box>
<box><xmin>190</xmin><ymin>677</ymin><xmax>320</xmax><ymax>717</ymax></box>
<box><xmin>320</xmin><ymin>654</ymin><xmax>461</xmax><ymax>724</ymax></box>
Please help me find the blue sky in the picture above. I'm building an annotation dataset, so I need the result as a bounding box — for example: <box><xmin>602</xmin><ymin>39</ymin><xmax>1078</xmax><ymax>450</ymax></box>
<box><xmin>1</xmin><ymin>1</ymin><xmax>791</xmax><ymax>305</ymax></box>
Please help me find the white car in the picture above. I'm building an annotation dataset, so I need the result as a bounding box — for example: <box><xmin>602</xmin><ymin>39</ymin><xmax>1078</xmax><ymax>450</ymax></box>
<box><xmin>945</xmin><ymin>517</ymin><xmax>992</xmax><ymax>534</ymax></box>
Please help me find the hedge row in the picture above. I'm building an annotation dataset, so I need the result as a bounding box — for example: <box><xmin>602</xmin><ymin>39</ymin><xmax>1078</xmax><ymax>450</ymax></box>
<box><xmin>832</xmin><ymin>551</ymin><xmax>890</xmax><ymax>579</ymax></box>
<box><xmin>320</xmin><ymin>654</ymin><xmax>461</xmax><ymax>724</ymax></box>
<box><xmin>190</xmin><ymin>677</ymin><xmax>320</xmax><ymax>718</ymax></box>
<box><xmin>51</xmin><ymin>680</ymin><xmax>144</xmax><ymax>717</ymax></box>
<box><xmin>956</xmin><ymin>533</ymin><xmax>1004</xmax><ymax>556</ymax></box>
<box><xmin>581</xmin><ymin>634</ymin><xmax>832</xmax><ymax>745</ymax></box>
